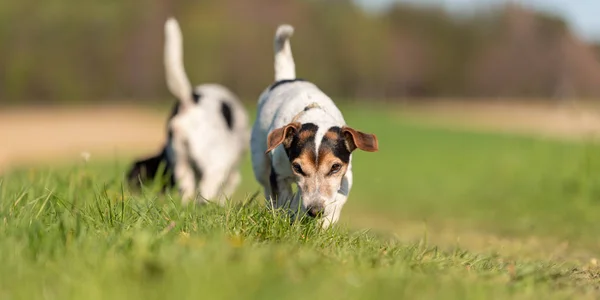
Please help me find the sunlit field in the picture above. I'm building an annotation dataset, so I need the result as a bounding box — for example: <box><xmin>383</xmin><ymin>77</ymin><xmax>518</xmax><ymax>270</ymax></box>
<box><xmin>2</xmin><ymin>104</ymin><xmax>600</xmax><ymax>299</ymax></box>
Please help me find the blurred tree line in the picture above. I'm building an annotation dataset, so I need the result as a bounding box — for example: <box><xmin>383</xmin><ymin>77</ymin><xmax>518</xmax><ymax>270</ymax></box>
<box><xmin>1</xmin><ymin>0</ymin><xmax>600</xmax><ymax>105</ymax></box>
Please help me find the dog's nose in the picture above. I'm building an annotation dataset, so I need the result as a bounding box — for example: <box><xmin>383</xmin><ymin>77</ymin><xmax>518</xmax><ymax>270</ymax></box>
<box><xmin>307</xmin><ymin>204</ymin><xmax>324</xmax><ymax>218</ymax></box>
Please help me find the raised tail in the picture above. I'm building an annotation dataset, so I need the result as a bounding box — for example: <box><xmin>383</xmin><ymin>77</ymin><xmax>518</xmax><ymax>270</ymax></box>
<box><xmin>274</xmin><ymin>24</ymin><xmax>296</xmax><ymax>81</ymax></box>
<box><xmin>164</xmin><ymin>17</ymin><xmax>194</xmax><ymax>108</ymax></box>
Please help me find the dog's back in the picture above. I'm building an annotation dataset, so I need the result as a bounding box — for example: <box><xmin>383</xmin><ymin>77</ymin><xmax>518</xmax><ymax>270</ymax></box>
<box><xmin>253</xmin><ymin>25</ymin><xmax>345</xmax><ymax>145</ymax></box>
<box><xmin>251</xmin><ymin>24</ymin><xmax>379</xmax><ymax>228</ymax></box>
<box><xmin>250</xmin><ymin>25</ymin><xmax>348</xmax><ymax>201</ymax></box>
<box><xmin>128</xmin><ymin>17</ymin><xmax>248</xmax><ymax>203</ymax></box>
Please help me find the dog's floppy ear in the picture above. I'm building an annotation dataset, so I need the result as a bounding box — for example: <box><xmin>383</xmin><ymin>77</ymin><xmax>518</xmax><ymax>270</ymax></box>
<box><xmin>342</xmin><ymin>126</ymin><xmax>378</xmax><ymax>152</ymax></box>
<box><xmin>266</xmin><ymin>122</ymin><xmax>301</xmax><ymax>153</ymax></box>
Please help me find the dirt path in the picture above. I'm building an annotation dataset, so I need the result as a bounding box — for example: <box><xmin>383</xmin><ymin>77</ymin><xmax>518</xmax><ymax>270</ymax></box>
<box><xmin>0</xmin><ymin>105</ymin><xmax>166</xmax><ymax>172</ymax></box>
<box><xmin>3</xmin><ymin>102</ymin><xmax>600</xmax><ymax>173</ymax></box>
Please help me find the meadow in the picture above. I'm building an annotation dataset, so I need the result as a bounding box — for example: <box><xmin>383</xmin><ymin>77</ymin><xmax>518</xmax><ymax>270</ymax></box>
<box><xmin>2</xmin><ymin>104</ymin><xmax>600</xmax><ymax>299</ymax></box>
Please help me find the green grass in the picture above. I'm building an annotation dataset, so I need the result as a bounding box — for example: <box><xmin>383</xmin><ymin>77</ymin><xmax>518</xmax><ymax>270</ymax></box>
<box><xmin>3</xmin><ymin>105</ymin><xmax>600</xmax><ymax>298</ymax></box>
<box><xmin>348</xmin><ymin>115</ymin><xmax>600</xmax><ymax>237</ymax></box>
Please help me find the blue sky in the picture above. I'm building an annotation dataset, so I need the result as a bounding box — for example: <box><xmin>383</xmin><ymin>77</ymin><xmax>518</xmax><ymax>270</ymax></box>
<box><xmin>355</xmin><ymin>0</ymin><xmax>600</xmax><ymax>42</ymax></box>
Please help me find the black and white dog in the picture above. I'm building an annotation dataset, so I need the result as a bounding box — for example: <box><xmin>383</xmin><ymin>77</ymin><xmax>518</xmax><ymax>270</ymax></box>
<box><xmin>250</xmin><ymin>25</ymin><xmax>379</xmax><ymax>228</ymax></box>
<box><xmin>128</xmin><ymin>18</ymin><xmax>249</xmax><ymax>204</ymax></box>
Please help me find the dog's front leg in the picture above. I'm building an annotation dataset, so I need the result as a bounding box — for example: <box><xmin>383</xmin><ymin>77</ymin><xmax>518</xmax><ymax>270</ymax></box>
<box><xmin>171</xmin><ymin>138</ymin><xmax>197</xmax><ymax>204</ymax></box>
<box><xmin>276</xmin><ymin>179</ymin><xmax>295</xmax><ymax>210</ymax></box>
<box><xmin>269</xmin><ymin>174</ymin><xmax>295</xmax><ymax>211</ymax></box>
<box><xmin>174</xmin><ymin>160</ymin><xmax>196</xmax><ymax>204</ymax></box>
<box><xmin>197</xmin><ymin>165</ymin><xmax>231</xmax><ymax>204</ymax></box>
<box><xmin>221</xmin><ymin>169</ymin><xmax>241</xmax><ymax>203</ymax></box>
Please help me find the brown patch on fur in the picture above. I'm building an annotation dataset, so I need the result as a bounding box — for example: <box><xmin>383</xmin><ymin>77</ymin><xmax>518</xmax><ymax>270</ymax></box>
<box><xmin>318</xmin><ymin>127</ymin><xmax>352</xmax><ymax>164</ymax></box>
<box><xmin>324</xmin><ymin>130</ymin><xmax>340</xmax><ymax>141</ymax></box>
<box><xmin>287</xmin><ymin>125</ymin><xmax>356</xmax><ymax>210</ymax></box>
<box><xmin>298</xmin><ymin>129</ymin><xmax>315</xmax><ymax>142</ymax></box>
<box><xmin>266</xmin><ymin>122</ymin><xmax>301</xmax><ymax>153</ymax></box>
<box><xmin>295</xmin><ymin>151</ymin><xmax>317</xmax><ymax>174</ymax></box>
<box><xmin>317</xmin><ymin>150</ymin><xmax>343</xmax><ymax>170</ymax></box>
<box><xmin>342</xmin><ymin>126</ymin><xmax>379</xmax><ymax>152</ymax></box>
<box><xmin>316</xmin><ymin>151</ymin><xmax>347</xmax><ymax>198</ymax></box>
<box><xmin>289</xmin><ymin>123</ymin><xmax>320</xmax><ymax>178</ymax></box>
<box><xmin>286</xmin><ymin>123</ymin><xmax>318</xmax><ymax>162</ymax></box>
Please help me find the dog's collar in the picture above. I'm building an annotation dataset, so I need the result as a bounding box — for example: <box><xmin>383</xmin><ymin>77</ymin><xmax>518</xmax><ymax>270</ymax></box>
<box><xmin>291</xmin><ymin>102</ymin><xmax>321</xmax><ymax>123</ymax></box>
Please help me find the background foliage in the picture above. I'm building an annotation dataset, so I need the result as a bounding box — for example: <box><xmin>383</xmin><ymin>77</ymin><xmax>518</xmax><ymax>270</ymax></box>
<box><xmin>2</xmin><ymin>0</ymin><xmax>600</xmax><ymax>104</ymax></box>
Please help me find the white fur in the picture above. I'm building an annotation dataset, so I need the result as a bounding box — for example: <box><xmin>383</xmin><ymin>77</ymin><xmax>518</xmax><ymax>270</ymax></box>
<box><xmin>164</xmin><ymin>18</ymin><xmax>194</xmax><ymax>108</ymax></box>
<box><xmin>250</xmin><ymin>25</ymin><xmax>353</xmax><ymax>228</ymax></box>
<box><xmin>274</xmin><ymin>24</ymin><xmax>296</xmax><ymax>81</ymax></box>
<box><xmin>164</xmin><ymin>18</ymin><xmax>249</xmax><ymax>204</ymax></box>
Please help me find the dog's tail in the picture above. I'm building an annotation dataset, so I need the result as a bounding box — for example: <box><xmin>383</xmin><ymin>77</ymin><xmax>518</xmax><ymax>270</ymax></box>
<box><xmin>274</xmin><ymin>24</ymin><xmax>296</xmax><ymax>81</ymax></box>
<box><xmin>164</xmin><ymin>17</ymin><xmax>194</xmax><ymax>108</ymax></box>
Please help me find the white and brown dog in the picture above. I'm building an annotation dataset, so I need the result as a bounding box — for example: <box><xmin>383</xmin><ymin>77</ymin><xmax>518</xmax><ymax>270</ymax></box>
<box><xmin>128</xmin><ymin>18</ymin><xmax>249</xmax><ymax>205</ymax></box>
<box><xmin>250</xmin><ymin>25</ymin><xmax>379</xmax><ymax>228</ymax></box>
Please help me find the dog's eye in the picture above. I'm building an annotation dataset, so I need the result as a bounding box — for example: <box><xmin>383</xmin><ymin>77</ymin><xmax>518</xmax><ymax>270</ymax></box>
<box><xmin>292</xmin><ymin>163</ymin><xmax>305</xmax><ymax>175</ymax></box>
<box><xmin>329</xmin><ymin>163</ymin><xmax>342</xmax><ymax>175</ymax></box>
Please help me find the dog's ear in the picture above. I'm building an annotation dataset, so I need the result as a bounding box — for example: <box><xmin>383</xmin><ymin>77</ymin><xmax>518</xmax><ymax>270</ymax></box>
<box><xmin>342</xmin><ymin>126</ymin><xmax>378</xmax><ymax>152</ymax></box>
<box><xmin>266</xmin><ymin>122</ymin><xmax>301</xmax><ymax>153</ymax></box>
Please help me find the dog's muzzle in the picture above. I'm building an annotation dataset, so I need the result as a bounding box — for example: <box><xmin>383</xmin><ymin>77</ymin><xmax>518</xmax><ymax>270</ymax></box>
<box><xmin>306</xmin><ymin>204</ymin><xmax>324</xmax><ymax>218</ymax></box>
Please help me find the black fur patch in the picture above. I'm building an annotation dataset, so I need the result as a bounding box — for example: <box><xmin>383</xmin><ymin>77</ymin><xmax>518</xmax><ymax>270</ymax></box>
<box><xmin>319</xmin><ymin>126</ymin><xmax>351</xmax><ymax>164</ymax></box>
<box><xmin>269</xmin><ymin>166</ymin><xmax>279</xmax><ymax>201</ymax></box>
<box><xmin>168</xmin><ymin>102</ymin><xmax>180</xmax><ymax>120</ymax></box>
<box><xmin>167</xmin><ymin>102</ymin><xmax>180</xmax><ymax>140</ymax></box>
<box><xmin>269</xmin><ymin>78</ymin><xmax>306</xmax><ymax>91</ymax></box>
<box><xmin>285</xmin><ymin>123</ymin><xmax>318</xmax><ymax>162</ymax></box>
<box><xmin>192</xmin><ymin>91</ymin><xmax>202</xmax><ymax>104</ymax></box>
<box><xmin>127</xmin><ymin>149</ymin><xmax>175</xmax><ymax>191</ymax></box>
<box><xmin>220</xmin><ymin>101</ymin><xmax>234</xmax><ymax>130</ymax></box>
<box><xmin>190</xmin><ymin>157</ymin><xmax>203</xmax><ymax>184</ymax></box>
